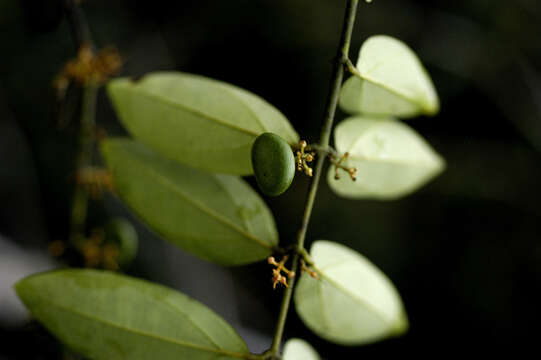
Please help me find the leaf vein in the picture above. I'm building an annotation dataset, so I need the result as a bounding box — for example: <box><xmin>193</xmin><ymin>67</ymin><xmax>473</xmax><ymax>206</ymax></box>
<box><xmin>34</xmin><ymin>297</ymin><xmax>251</xmax><ymax>359</ymax></box>
<box><xmin>125</xmin><ymin>85</ymin><xmax>260</xmax><ymax>137</ymax></box>
<box><xmin>137</xmin><ymin>158</ymin><xmax>273</xmax><ymax>250</ymax></box>
<box><xmin>356</xmin><ymin>73</ymin><xmax>428</xmax><ymax>112</ymax></box>
<box><xmin>313</xmin><ymin>265</ymin><xmax>397</xmax><ymax>328</ymax></box>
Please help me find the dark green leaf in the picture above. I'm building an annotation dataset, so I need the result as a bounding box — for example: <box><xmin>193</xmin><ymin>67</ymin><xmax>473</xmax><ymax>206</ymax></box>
<box><xmin>102</xmin><ymin>138</ymin><xmax>278</xmax><ymax>265</ymax></box>
<box><xmin>16</xmin><ymin>269</ymin><xmax>251</xmax><ymax>360</ymax></box>
<box><xmin>107</xmin><ymin>72</ymin><xmax>299</xmax><ymax>175</ymax></box>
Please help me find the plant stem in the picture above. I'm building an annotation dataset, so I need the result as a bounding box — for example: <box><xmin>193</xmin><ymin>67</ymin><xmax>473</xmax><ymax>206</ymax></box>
<box><xmin>65</xmin><ymin>0</ymin><xmax>93</xmax><ymax>49</ymax></box>
<box><xmin>267</xmin><ymin>0</ymin><xmax>359</xmax><ymax>357</ymax></box>
<box><xmin>65</xmin><ymin>0</ymin><xmax>97</xmax><ymax>240</ymax></box>
<box><xmin>70</xmin><ymin>83</ymin><xmax>98</xmax><ymax>238</ymax></box>
<box><xmin>305</xmin><ymin>144</ymin><xmax>340</xmax><ymax>157</ymax></box>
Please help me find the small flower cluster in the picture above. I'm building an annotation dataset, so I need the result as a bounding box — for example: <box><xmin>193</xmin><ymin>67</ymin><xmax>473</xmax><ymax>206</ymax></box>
<box><xmin>268</xmin><ymin>256</ymin><xmax>295</xmax><ymax>289</ymax></box>
<box><xmin>54</xmin><ymin>43</ymin><xmax>122</xmax><ymax>98</ymax></box>
<box><xmin>330</xmin><ymin>152</ymin><xmax>357</xmax><ymax>181</ymax></box>
<box><xmin>296</xmin><ymin>140</ymin><xmax>315</xmax><ymax>177</ymax></box>
<box><xmin>75</xmin><ymin>166</ymin><xmax>114</xmax><ymax>199</ymax></box>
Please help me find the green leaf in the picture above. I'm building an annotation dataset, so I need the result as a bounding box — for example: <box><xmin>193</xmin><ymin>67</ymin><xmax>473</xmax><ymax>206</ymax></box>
<box><xmin>283</xmin><ymin>339</ymin><xmax>320</xmax><ymax>360</ymax></box>
<box><xmin>102</xmin><ymin>138</ymin><xmax>278</xmax><ymax>266</ymax></box>
<box><xmin>294</xmin><ymin>241</ymin><xmax>408</xmax><ymax>346</ymax></box>
<box><xmin>327</xmin><ymin>117</ymin><xmax>445</xmax><ymax>200</ymax></box>
<box><xmin>339</xmin><ymin>35</ymin><xmax>439</xmax><ymax>118</ymax></box>
<box><xmin>107</xmin><ymin>72</ymin><xmax>299</xmax><ymax>175</ymax></box>
<box><xmin>16</xmin><ymin>269</ymin><xmax>251</xmax><ymax>360</ymax></box>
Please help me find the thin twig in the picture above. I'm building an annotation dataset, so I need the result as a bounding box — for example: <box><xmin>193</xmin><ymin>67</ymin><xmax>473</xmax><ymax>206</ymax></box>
<box><xmin>70</xmin><ymin>83</ymin><xmax>98</xmax><ymax>238</ymax></box>
<box><xmin>266</xmin><ymin>0</ymin><xmax>359</xmax><ymax>357</ymax></box>
<box><xmin>305</xmin><ymin>144</ymin><xmax>340</xmax><ymax>157</ymax></box>
<box><xmin>64</xmin><ymin>0</ymin><xmax>93</xmax><ymax>49</ymax></box>
<box><xmin>345</xmin><ymin>57</ymin><xmax>361</xmax><ymax>77</ymax></box>
<box><xmin>65</xmin><ymin>0</ymin><xmax>98</xmax><ymax>241</ymax></box>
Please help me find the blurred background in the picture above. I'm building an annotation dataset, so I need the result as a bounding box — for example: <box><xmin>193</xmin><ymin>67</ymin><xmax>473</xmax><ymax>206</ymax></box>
<box><xmin>1</xmin><ymin>0</ymin><xmax>540</xmax><ymax>358</ymax></box>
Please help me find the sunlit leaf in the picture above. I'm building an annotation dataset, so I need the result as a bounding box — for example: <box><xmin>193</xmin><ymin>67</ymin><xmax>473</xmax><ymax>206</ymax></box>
<box><xmin>294</xmin><ymin>241</ymin><xmax>408</xmax><ymax>345</ymax></box>
<box><xmin>107</xmin><ymin>72</ymin><xmax>299</xmax><ymax>175</ymax></box>
<box><xmin>283</xmin><ymin>338</ymin><xmax>320</xmax><ymax>360</ymax></box>
<box><xmin>327</xmin><ymin>117</ymin><xmax>444</xmax><ymax>199</ymax></box>
<box><xmin>16</xmin><ymin>269</ymin><xmax>250</xmax><ymax>360</ymax></box>
<box><xmin>102</xmin><ymin>138</ymin><xmax>278</xmax><ymax>266</ymax></box>
<box><xmin>340</xmin><ymin>35</ymin><xmax>439</xmax><ymax>118</ymax></box>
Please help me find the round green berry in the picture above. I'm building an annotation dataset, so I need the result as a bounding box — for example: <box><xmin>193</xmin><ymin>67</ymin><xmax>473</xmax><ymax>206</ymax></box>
<box><xmin>106</xmin><ymin>218</ymin><xmax>138</xmax><ymax>267</ymax></box>
<box><xmin>251</xmin><ymin>132</ymin><xmax>295</xmax><ymax>196</ymax></box>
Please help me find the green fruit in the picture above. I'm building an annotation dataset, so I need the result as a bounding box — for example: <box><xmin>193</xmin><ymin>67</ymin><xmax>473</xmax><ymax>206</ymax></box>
<box><xmin>251</xmin><ymin>132</ymin><xmax>295</xmax><ymax>196</ymax></box>
<box><xmin>107</xmin><ymin>218</ymin><xmax>138</xmax><ymax>266</ymax></box>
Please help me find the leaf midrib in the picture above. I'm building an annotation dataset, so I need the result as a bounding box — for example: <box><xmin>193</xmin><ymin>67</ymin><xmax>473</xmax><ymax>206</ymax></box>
<box><xmin>313</xmin><ymin>263</ymin><xmax>399</xmax><ymax>329</ymax></box>
<box><xmin>221</xmin><ymin>85</ymin><xmax>299</xmax><ymax>146</ymax></box>
<box><xmin>32</xmin><ymin>296</ymin><xmax>251</xmax><ymax>359</ymax></box>
<box><xmin>341</xmin><ymin>127</ymin><xmax>442</xmax><ymax>169</ymax></box>
<box><xmin>356</xmin><ymin>71</ymin><xmax>434</xmax><ymax>113</ymax></box>
<box><xmin>346</xmin><ymin>153</ymin><xmax>441</xmax><ymax>169</ymax></box>
<box><xmin>219</xmin><ymin>85</ymin><xmax>267</xmax><ymax>136</ymax></box>
<box><xmin>132</xmin><ymin>153</ymin><xmax>273</xmax><ymax>250</ymax></box>
<box><xmin>121</xmin><ymin>84</ymin><xmax>261</xmax><ymax>138</ymax></box>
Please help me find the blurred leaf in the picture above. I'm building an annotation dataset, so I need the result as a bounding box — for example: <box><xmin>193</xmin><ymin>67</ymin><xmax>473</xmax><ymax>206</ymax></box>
<box><xmin>294</xmin><ymin>241</ymin><xmax>408</xmax><ymax>345</ymax></box>
<box><xmin>283</xmin><ymin>338</ymin><xmax>320</xmax><ymax>360</ymax></box>
<box><xmin>15</xmin><ymin>269</ymin><xmax>250</xmax><ymax>360</ymax></box>
<box><xmin>339</xmin><ymin>35</ymin><xmax>439</xmax><ymax>118</ymax></box>
<box><xmin>107</xmin><ymin>72</ymin><xmax>299</xmax><ymax>175</ymax></box>
<box><xmin>102</xmin><ymin>138</ymin><xmax>278</xmax><ymax>266</ymax></box>
<box><xmin>327</xmin><ymin>117</ymin><xmax>444</xmax><ymax>200</ymax></box>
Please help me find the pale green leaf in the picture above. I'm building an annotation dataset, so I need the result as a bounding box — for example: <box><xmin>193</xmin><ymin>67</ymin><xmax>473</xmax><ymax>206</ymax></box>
<box><xmin>294</xmin><ymin>241</ymin><xmax>408</xmax><ymax>346</ymax></box>
<box><xmin>107</xmin><ymin>72</ymin><xmax>299</xmax><ymax>175</ymax></box>
<box><xmin>283</xmin><ymin>339</ymin><xmax>320</xmax><ymax>360</ymax></box>
<box><xmin>15</xmin><ymin>269</ymin><xmax>251</xmax><ymax>360</ymax></box>
<box><xmin>102</xmin><ymin>138</ymin><xmax>278</xmax><ymax>266</ymax></box>
<box><xmin>340</xmin><ymin>35</ymin><xmax>439</xmax><ymax>118</ymax></box>
<box><xmin>327</xmin><ymin>117</ymin><xmax>444</xmax><ymax>199</ymax></box>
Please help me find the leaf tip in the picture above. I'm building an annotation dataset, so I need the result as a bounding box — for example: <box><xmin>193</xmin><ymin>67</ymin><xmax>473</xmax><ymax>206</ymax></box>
<box><xmin>13</xmin><ymin>277</ymin><xmax>27</xmax><ymax>300</ymax></box>
<box><xmin>13</xmin><ymin>272</ymin><xmax>42</xmax><ymax>306</ymax></box>
<box><xmin>429</xmin><ymin>152</ymin><xmax>446</xmax><ymax>180</ymax></box>
<box><xmin>105</xmin><ymin>76</ymin><xmax>122</xmax><ymax>93</ymax></box>
<box><xmin>392</xmin><ymin>309</ymin><xmax>410</xmax><ymax>337</ymax></box>
<box><xmin>106</xmin><ymin>77</ymin><xmax>134</xmax><ymax>105</ymax></box>
<box><xmin>421</xmin><ymin>95</ymin><xmax>440</xmax><ymax>117</ymax></box>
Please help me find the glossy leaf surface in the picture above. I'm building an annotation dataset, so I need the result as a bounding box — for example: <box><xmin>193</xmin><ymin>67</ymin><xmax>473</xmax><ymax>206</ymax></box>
<box><xmin>283</xmin><ymin>339</ymin><xmax>320</xmax><ymax>360</ymax></box>
<box><xmin>294</xmin><ymin>241</ymin><xmax>408</xmax><ymax>345</ymax></box>
<box><xmin>328</xmin><ymin>117</ymin><xmax>444</xmax><ymax>200</ymax></box>
<box><xmin>16</xmin><ymin>269</ymin><xmax>250</xmax><ymax>360</ymax></box>
<box><xmin>102</xmin><ymin>138</ymin><xmax>278</xmax><ymax>265</ymax></box>
<box><xmin>107</xmin><ymin>72</ymin><xmax>299</xmax><ymax>175</ymax></box>
<box><xmin>340</xmin><ymin>35</ymin><xmax>439</xmax><ymax>118</ymax></box>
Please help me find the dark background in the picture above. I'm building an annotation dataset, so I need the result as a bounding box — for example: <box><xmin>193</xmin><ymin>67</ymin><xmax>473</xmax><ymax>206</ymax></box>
<box><xmin>1</xmin><ymin>0</ymin><xmax>540</xmax><ymax>358</ymax></box>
